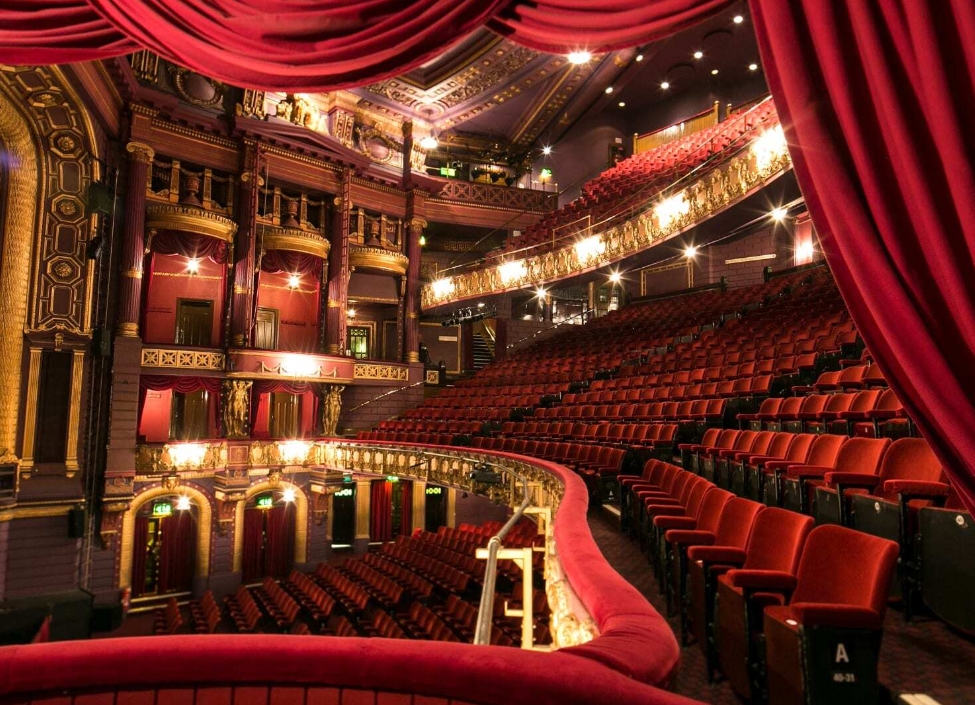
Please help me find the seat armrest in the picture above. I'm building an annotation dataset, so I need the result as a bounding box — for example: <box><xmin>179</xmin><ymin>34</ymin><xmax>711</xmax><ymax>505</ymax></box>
<box><xmin>687</xmin><ymin>546</ymin><xmax>747</xmax><ymax>565</ymax></box>
<box><xmin>678</xmin><ymin>443</ymin><xmax>705</xmax><ymax>451</ymax></box>
<box><xmin>717</xmin><ymin>448</ymin><xmax>743</xmax><ymax>459</ymax></box>
<box><xmin>644</xmin><ymin>504</ymin><xmax>685</xmax><ymax>516</ymax></box>
<box><xmin>746</xmin><ymin>454</ymin><xmax>778</xmax><ymax>466</ymax></box>
<box><xmin>653</xmin><ymin>516</ymin><xmax>697</xmax><ymax>530</ymax></box>
<box><xmin>825</xmin><ymin>472</ymin><xmax>882</xmax><ymax>489</ymax></box>
<box><xmin>785</xmin><ymin>464</ymin><xmax>832</xmax><ymax>479</ymax></box>
<box><xmin>864</xmin><ymin>408</ymin><xmax>904</xmax><ymax>419</ymax></box>
<box><xmin>665</xmin><ymin>529</ymin><xmax>716</xmax><ymax>546</ymax></box>
<box><xmin>726</xmin><ymin>569</ymin><xmax>798</xmax><ymax>591</ymax></box>
<box><xmin>764</xmin><ymin>460</ymin><xmax>797</xmax><ymax>471</ymax></box>
<box><xmin>883</xmin><ymin>479</ymin><xmax>951</xmax><ymax>497</ymax></box>
<box><xmin>797</xmin><ymin>411</ymin><xmax>824</xmax><ymax>420</ymax></box>
<box><xmin>788</xmin><ymin>603</ymin><xmax>883</xmax><ymax>630</ymax></box>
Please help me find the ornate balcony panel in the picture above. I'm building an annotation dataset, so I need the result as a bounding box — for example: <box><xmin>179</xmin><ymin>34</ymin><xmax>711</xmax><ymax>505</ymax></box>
<box><xmin>146</xmin><ymin>203</ymin><xmax>238</xmax><ymax>241</ymax></box>
<box><xmin>430</xmin><ymin>180</ymin><xmax>558</xmax><ymax>213</ymax></box>
<box><xmin>421</xmin><ymin>136</ymin><xmax>792</xmax><ymax>309</ymax></box>
<box><xmin>258</xmin><ymin>223</ymin><xmax>330</xmax><ymax>260</ymax></box>
<box><xmin>349</xmin><ymin>244</ymin><xmax>409</xmax><ymax>276</ymax></box>
<box><xmin>353</xmin><ymin>362</ymin><xmax>410</xmax><ymax>382</ymax></box>
<box><xmin>227</xmin><ymin>349</ymin><xmax>354</xmax><ymax>383</ymax></box>
<box><xmin>141</xmin><ymin>346</ymin><xmax>225</xmax><ymax>371</ymax></box>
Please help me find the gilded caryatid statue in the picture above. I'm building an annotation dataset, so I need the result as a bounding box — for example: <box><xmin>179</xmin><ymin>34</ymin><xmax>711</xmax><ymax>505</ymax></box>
<box><xmin>321</xmin><ymin>384</ymin><xmax>345</xmax><ymax>437</ymax></box>
<box><xmin>222</xmin><ymin>380</ymin><xmax>252</xmax><ymax>439</ymax></box>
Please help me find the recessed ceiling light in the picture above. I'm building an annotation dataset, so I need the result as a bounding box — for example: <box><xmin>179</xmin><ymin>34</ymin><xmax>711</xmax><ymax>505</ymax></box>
<box><xmin>635</xmin><ymin>54</ymin><xmax>644</xmax><ymax>62</ymax></box>
<box><xmin>618</xmin><ymin>101</ymin><xmax>626</xmax><ymax>107</ymax></box>
<box><xmin>605</xmin><ymin>86</ymin><xmax>614</xmax><ymax>94</ymax></box>
<box><xmin>542</xmin><ymin>145</ymin><xmax>552</xmax><ymax>155</ymax></box>
<box><xmin>693</xmin><ymin>51</ymin><xmax>704</xmax><ymax>59</ymax></box>
<box><xmin>660</xmin><ymin>81</ymin><xmax>670</xmax><ymax>89</ymax></box>
<box><xmin>749</xmin><ymin>63</ymin><xmax>759</xmax><ymax>71</ymax></box>
<box><xmin>733</xmin><ymin>15</ymin><xmax>744</xmax><ymax>24</ymax></box>
<box><xmin>567</xmin><ymin>51</ymin><xmax>591</xmax><ymax>65</ymax></box>
<box><xmin>711</xmin><ymin>69</ymin><xmax>719</xmax><ymax>75</ymax></box>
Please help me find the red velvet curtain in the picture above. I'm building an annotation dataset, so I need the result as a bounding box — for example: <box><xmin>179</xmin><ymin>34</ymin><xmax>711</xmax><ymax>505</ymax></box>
<box><xmin>370</xmin><ymin>480</ymin><xmax>393</xmax><ymax>543</ymax></box>
<box><xmin>131</xmin><ymin>515</ymin><xmax>149</xmax><ymax>597</ymax></box>
<box><xmin>138</xmin><ymin>376</ymin><xmax>222</xmax><ymax>435</ymax></box>
<box><xmin>260</xmin><ymin>250</ymin><xmax>321</xmax><ymax>277</ymax></box>
<box><xmin>158</xmin><ymin>511</ymin><xmax>196</xmax><ymax>594</ymax></box>
<box><xmin>151</xmin><ymin>232</ymin><xmax>229</xmax><ymax>264</ymax></box>
<box><xmin>251</xmin><ymin>380</ymin><xmax>311</xmax><ymax>439</ymax></box>
<box><xmin>264</xmin><ymin>504</ymin><xmax>295</xmax><ymax>578</ymax></box>
<box><xmin>241</xmin><ymin>508</ymin><xmax>265</xmax><ymax>584</ymax></box>
<box><xmin>399</xmin><ymin>481</ymin><xmax>413</xmax><ymax>538</ymax></box>
<box><xmin>749</xmin><ymin>0</ymin><xmax>975</xmax><ymax>513</ymax></box>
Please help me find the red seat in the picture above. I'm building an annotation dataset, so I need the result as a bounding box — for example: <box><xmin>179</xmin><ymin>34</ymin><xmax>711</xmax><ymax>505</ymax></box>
<box><xmin>782</xmin><ymin>437</ymin><xmax>890</xmax><ymax>515</ymax></box>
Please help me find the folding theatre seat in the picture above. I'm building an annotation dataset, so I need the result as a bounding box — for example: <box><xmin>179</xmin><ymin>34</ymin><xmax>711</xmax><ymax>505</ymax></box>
<box><xmin>639</xmin><ymin>473</ymin><xmax>708</xmax><ymax>555</ymax></box>
<box><xmin>618</xmin><ymin>458</ymin><xmax>669</xmax><ymax>532</ymax></box>
<box><xmin>761</xmin><ymin>526</ymin><xmax>899</xmax><ymax>705</ymax></box>
<box><xmin>693</xmin><ymin>429</ymin><xmax>742</xmax><ymax>480</ymax></box>
<box><xmin>728</xmin><ymin>432</ymin><xmax>798</xmax><ymax>499</ymax></box>
<box><xmin>761</xmin><ymin>433</ymin><xmax>845</xmax><ymax>508</ymax></box>
<box><xmin>765</xmin><ymin>396</ymin><xmax>805</xmax><ymax>432</ymax></box>
<box><xmin>819</xmin><ymin>388</ymin><xmax>883</xmax><ymax>436</ymax></box>
<box><xmin>802</xmin><ymin>392</ymin><xmax>856</xmax><ymax>434</ymax></box>
<box><xmin>713</xmin><ymin>431</ymin><xmax>776</xmax><ymax>491</ymax></box>
<box><xmin>852</xmin><ymin>388</ymin><xmax>912</xmax><ymax>438</ymax></box>
<box><xmin>738</xmin><ymin>397</ymin><xmax>783</xmax><ymax>431</ymax></box>
<box><xmin>782</xmin><ymin>436</ymin><xmax>890</xmax><ymax>516</ymax></box>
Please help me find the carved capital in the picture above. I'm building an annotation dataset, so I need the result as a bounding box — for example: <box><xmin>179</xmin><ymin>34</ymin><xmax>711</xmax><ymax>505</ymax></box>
<box><xmin>125</xmin><ymin>141</ymin><xmax>155</xmax><ymax>164</ymax></box>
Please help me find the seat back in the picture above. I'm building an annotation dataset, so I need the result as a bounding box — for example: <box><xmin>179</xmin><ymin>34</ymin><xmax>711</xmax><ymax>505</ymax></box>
<box><xmin>692</xmin><ymin>488</ymin><xmax>734</xmax><ymax>533</ymax></box>
<box><xmin>713</xmin><ymin>498</ymin><xmax>764</xmax><ymax>549</ymax></box>
<box><xmin>730</xmin><ymin>430</ymin><xmax>760</xmax><ymax>454</ymax></box>
<box><xmin>875</xmin><ymin>388</ymin><xmax>904</xmax><ymax>413</ymax></box>
<box><xmin>822</xmin><ymin>392</ymin><xmax>856</xmax><ymax>415</ymax></box>
<box><xmin>834</xmin><ymin>437</ymin><xmax>892</xmax><ymax>475</ymax></box>
<box><xmin>792</xmin><ymin>525</ymin><xmax>899</xmax><ymax>616</ymax></box>
<box><xmin>784</xmin><ymin>433</ymin><xmax>817</xmax><ymax>463</ymax></box>
<box><xmin>847</xmin><ymin>389</ymin><xmax>883</xmax><ymax>414</ymax></box>
<box><xmin>745</xmin><ymin>431</ymin><xmax>777</xmax><ymax>458</ymax></box>
<box><xmin>699</xmin><ymin>428</ymin><xmax>722</xmax><ymax>448</ymax></box>
<box><xmin>778</xmin><ymin>396</ymin><xmax>805</xmax><ymax>417</ymax></box>
<box><xmin>878</xmin><ymin>437</ymin><xmax>944</xmax><ymax>486</ymax></box>
<box><xmin>743</xmin><ymin>507</ymin><xmax>815</xmax><ymax>572</ymax></box>
<box><xmin>713</xmin><ymin>429</ymin><xmax>742</xmax><ymax>451</ymax></box>
<box><xmin>805</xmin><ymin>434</ymin><xmax>849</xmax><ymax>467</ymax></box>
<box><xmin>763</xmin><ymin>432</ymin><xmax>796</xmax><ymax>461</ymax></box>
<box><xmin>798</xmin><ymin>394</ymin><xmax>830</xmax><ymax>416</ymax></box>
<box><xmin>755</xmin><ymin>397</ymin><xmax>783</xmax><ymax>416</ymax></box>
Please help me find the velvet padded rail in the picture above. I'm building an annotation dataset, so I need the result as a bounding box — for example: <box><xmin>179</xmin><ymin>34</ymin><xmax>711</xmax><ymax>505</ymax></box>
<box><xmin>0</xmin><ymin>0</ymin><xmax>972</xmax><ymax>514</ymax></box>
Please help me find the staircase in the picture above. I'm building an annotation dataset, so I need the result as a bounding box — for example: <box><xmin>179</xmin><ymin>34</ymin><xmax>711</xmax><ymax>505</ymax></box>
<box><xmin>472</xmin><ymin>332</ymin><xmax>494</xmax><ymax>370</ymax></box>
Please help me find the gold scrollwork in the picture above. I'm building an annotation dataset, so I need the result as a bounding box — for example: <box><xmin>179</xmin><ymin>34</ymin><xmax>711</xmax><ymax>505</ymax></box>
<box><xmin>146</xmin><ymin>203</ymin><xmax>238</xmax><ymax>242</ymax></box>
<box><xmin>258</xmin><ymin>223</ymin><xmax>331</xmax><ymax>260</ymax></box>
<box><xmin>141</xmin><ymin>347</ymin><xmax>225</xmax><ymax>370</ymax></box>
<box><xmin>349</xmin><ymin>244</ymin><xmax>409</xmax><ymax>276</ymax></box>
<box><xmin>353</xmin><ymin>363</ymin><xmax>409</xmax><ymax>382</ymax></box>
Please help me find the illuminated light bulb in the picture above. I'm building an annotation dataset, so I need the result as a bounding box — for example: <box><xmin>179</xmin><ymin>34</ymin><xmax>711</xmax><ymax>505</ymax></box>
<box><xmin>771</xmin><ymin>207</ymin><xmax>789</xmax><ymax>222</ymax></box>
<box><xmin>278</xmin><ymin>440</ymin><xmax>311</xmax><ymax>465</ymax></box>
<box><xmin>711</xmin><ymin>69</ymin><xmax>719</xmax><ymax>75</ymax></box>
<box><xmin>609</xmin><ymin>271</ymin><xmax>622</xmax><ymax>284</ymax></box>
<box><xmin>605</xmin><ymin>86</ymin><xmax>614</xmax><ymax>94</ymax></box>
<box><xmin>796</xmin><ymin>241</ymin><xmax>815</xmax><ymax>261</ymax></box>
<box><xmin>567</xmin><ymin>51</ymin><xmax>591</xmax><ymax>65</ymax></box>
<box><xmin>176</xmin><ymin>496</ymin><xmax>191</xmax><ymax>511</ymax></box>
<box><xmin>618</xmin><ymin>101</ymin><xmax>626</xmax><ymax>108</ymax></box>
<box><xmin>186</xmin><ymin>258</ymin><xmax>200</xmax><ymax>274</ymax></box>
<box><xmin>635</xmin><ymin>54</ymin><xmax>644</xmax><ymax>62</ymax></box>
<box><xmin>684</xmin><ymin>245</ymin><xmax>698</xmax><ymax>258</ymax></box>
<box><xmin>288</xmin><ymin>273</ymin><xmax>300</xmax><ymax>289</ymax></box>
<box><xmin>431</xmin><ymin>278</ymin><xmax>455</xmax><ymax>298</ymax></box>
<box><xmin>734</xmin><ymin>15</ymin><xmax>744</xmax><ymax>24</ymax></box>
<box><xmin>282</xmin><ymin>487</ymin><xmax>296</xmax><ymax>503</ymax></box>
<box><xmin>542</xmin><ymin>146</ymin><xmax>552</xmax><ymax>155</ymax></box>
<box><xmin>535</xmin><ymin>287</ymin><xmax>547</xmax><ymax>299</ymax></box>
<box><xmin>419</xmin><ymin>136</ymin><xmax>438</xmax><ymax>150</ymax></box>
<box><xmin>660</xmin><ymin>81</ymin><xmax>670</xmax><ymax>90</ymax></box>
<box><xmin>477</xmin><ymin>302</ymin><xmax>485</xmax><ymax>309</ymax></box>
<box><xmin>749</xmin><ymin>63</ymin><xmax>759</xmax><ymax>71</ymax></box>
<box><xmin>347</xmin><ymin>307</ymin><xmax>356</xmax><ymax>319</ymax></box>
<box><xmin>693</xmin><ymin>51</ymin><xmax>704</xmax><ymax>59</ymax></box>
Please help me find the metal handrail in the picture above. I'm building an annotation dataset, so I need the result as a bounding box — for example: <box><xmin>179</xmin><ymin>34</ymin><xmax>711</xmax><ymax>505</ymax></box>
<box><xmin>507</xmin><ymin>308</ymin><xmax>595</xmax><ymax>349</ymax></box>
<box><xmin>347</xmin><ymin>379</ymin><xmax>425</xmax><ymax>413</ymax></box>
<box><xmin>473</xmin><ymin>465</ymin><xmax>532</xmax><ymax>645</ymax></box>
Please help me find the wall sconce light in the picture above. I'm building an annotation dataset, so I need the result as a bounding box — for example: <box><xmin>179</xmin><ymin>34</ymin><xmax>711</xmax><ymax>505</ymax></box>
<box><xmin>186</xmin><ymin>258</ymin><xmax>200</xmax><ymax>274</ymax></box>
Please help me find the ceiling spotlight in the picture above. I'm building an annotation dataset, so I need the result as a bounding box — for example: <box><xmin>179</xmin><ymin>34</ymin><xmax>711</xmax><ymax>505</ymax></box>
<box><xmin>635</xmin><ymin>54</ymin><xmax>644</xmax><ymax>62</ymax></box>
<box><xmin>419</xmin><ymin>135</ymin><xmax>438</xmax><ymax>150</ymax></box>
<box><xmin>660</xmin><ymin>81</ymin><xmax>670</xmax><ymax>90</ymax></box>
<box><xmin>734</xmin><ymin>15</ymin><xmax>744</xmax><ymax>24</ymax></box>
<box><xmin>347</xmin><ymin>307</ymin><xmax>356</xmax><ymax>318</ymax></box>
<box><xmin>605</xmin><ymin>86</ymin><xmax>614</xmax><ymax>94</ymax></box>
<box><xmin>693</xmin><ymin>51</ymin><xmax>704</xmax><ymax>59</ymax></box>
<box><xmin>281</xmin><ymin>487</ymin><xmax>296</xmax><ymax>503</ymax></box>
<box><xmin>175</xmin><ymin>496</ymin><xmax>191</xmax><ymax>511</ymax></box>
<box><xmin>749</xmin><ymin>63</ymin><xmax>759</xmax><ymax>71</ymax></box>
<box><xmin>288</xmin><ymin>273</ymin><xmax>300</xmax><ymax>289</ymax></box>
<box><xmin>477</xmin><ymin>302</ymin><xmax>485</xmax><ymax>309</ymax></box>
<box><xmin>567</xmin><ymin>51</ymin><xmax>592</xmax><ymax>65</ymax></box>
<box><xmin>609</xmin><ymin>271</ymin><xmax>622</xmax><ymax>284</ymax></box>
<box><xmin>711</xmin><ymin>69</ymin><xmax>720</xmax><ymax>75</ymax></box>
<box><xmin>186</xmin><ymin>258</ymin><xmax>200</xmax><ymax>274</ymax></box>
<box><xmin>542</xmin><ymin>145</ymin><xmax>552</xmax><ymax>155</ymax></box>
<box><xmin>771</xmin><ymin>207</ymin><xmax>789</xmax><ymax>222</ymax></box>
<box><xmin>535</xmin><ymin>287</ymin><xmax>547</xmax><ymax>299</ymax></box>
<box><xmin>684</xmin><ymin>245</ymin><xmax>698</xmax><ymax>258</ymax></box>
<box><xmin>618</xmin><ymin>101</ymin><xmax>626</xmax><ymax>107</ymax></box>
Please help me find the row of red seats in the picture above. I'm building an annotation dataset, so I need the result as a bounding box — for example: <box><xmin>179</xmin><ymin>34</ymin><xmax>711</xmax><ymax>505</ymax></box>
<box><xmin>252</xmin><ymin>577</ymin><xmax>301</xmax><ymax>630</ymax></box>
<box><xmin>339</xmin><ymin>558</ymin><xmax>405</xmax><ymax>610</ymax></box>
<box><xmin>312</xmin><ymin>565</ymin><xmax>372</xmax><ymax>614</ymax></box>
<box><xmin>152</xmin><ymin>597</ymin><xmax>182</xmax><ymax>635</ymax></box>
<box><xmin>282</xmin><ymin>570</ymin><xmax>337</xmax><ymax>625</ymax></box>
<box><xmin>361</xmin><ymin>552</ymin><xmax>434</xmax><ymax>599</ymax></box>
<box><xmin>223</xmin><ymin>586</ymin><xmax>261</xmax><ymax>633</ymax></box>
<box><xmin>557</xmin><ymin>374</ymin><xmax>774</xmax><ymax>407</ymax></box>
<box><xmin>498</xmin><ymin>420</ymin><xmax>677</xmax><ymax>452</ymax></box>
<box><xmin>740</xmin><ymin>389</ymin><xmax>909</xmax><ymax>438</ymax></box>
<box><xmin>188</xmin><ymin>590</ymin><xmax>220</xmax><ymax>634</ymax></box>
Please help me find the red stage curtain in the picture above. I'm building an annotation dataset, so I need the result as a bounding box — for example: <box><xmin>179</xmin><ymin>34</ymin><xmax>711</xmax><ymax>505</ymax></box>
<box><xmin>261</xmin><ymin>250</ymin><xmax>322</xmax><ymax>277</ymax></box>
<box><xmin>399</xmin><ymin>481</ymin><xmax>413</xmax><ymax>537</ymax></box>
<box><xmin>131</xmin><ymin>515</ymin><xmax>149</xmax><ymax>597</ymax></box>
<box><xmin>151</xmin><ymin>231</ymin><xmax>229</xmax><ymax>264</ymax></box>
<box><xmin>241</xmin><ymin>508</ymin><xmax>265</xmax><ymax>584</ymax></box>
<box><xmin>750</xmin><ymin>0</ymin><xmax>975</xmax><ymax>513</ymax></box>
<box><xmin>158</xmin><ymin>512</ymin><xmax>196</xmax><ymax>594</ymax></box>
<box><xmin>264</xmin><ymin>504</ymin><xmax>295</xmax><ymax>578</ymax></box>
<box><xmin>370</xmin><ymin>480</ymin><xmax>393</xmax><ymax>543</ymax></box>
<box><xmin>0</xmin><ymin>0</ymin><xmax>136</xmax><ymax>63</ymax></box>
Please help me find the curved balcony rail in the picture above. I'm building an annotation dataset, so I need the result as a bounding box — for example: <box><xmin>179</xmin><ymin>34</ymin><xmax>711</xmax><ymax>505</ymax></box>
<box><xmin>2</xmin><ymin>440</ymin><xmax>693</xmax><ymax>705</ymax></box>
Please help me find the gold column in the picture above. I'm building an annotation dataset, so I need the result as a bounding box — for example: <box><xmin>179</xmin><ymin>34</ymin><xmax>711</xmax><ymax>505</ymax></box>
<box><xmin>325</xmin><ymin>492</ymin><xmax>335</xmax><ymax>542</ymax></box>
<box><xmin>411</xmin><ymin>480</ymin><xmax>426</xmax><ymax>533</ymax></box>
<box><xmin>354</xmin><ymin>478</ymin><xmax>372</xmax><ymax>542</ymax></box>
<box><xmin>19</xmin><ymin>347</ymin><xmax>43</xmax><ymax>474</ymax></box>
<box><xmin>64</xmin><ymin>349</ymin><xmax>85</xmax><ymax>476</ymax></box>
<box><xmin>446</xmin><ymin>487</ymin><xmax>457</xmax><ymax>528</ymax></box>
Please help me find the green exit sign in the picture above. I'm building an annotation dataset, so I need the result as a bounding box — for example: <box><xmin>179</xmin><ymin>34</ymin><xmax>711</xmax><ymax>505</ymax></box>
<box><xmin>152</xmin><ymin>501</ymin><xmax>172</xmax><ymax>517</ymax></box>
<box><xmin>439</xmin><ymin>167</ymin><xmax>457</xmax><ymax>177</ymax></box>
<box><xmin>425</xmin><ymin>486</ymin><xmax>443</xmax><ymax>496</ymax></box>
<box><xmin>256</xmin><ymin>495</ymin><xmax>273</xmax><ymax>509</ymax></box>
<box><xmin>540</xmin><ymin>167</ymin><xmax>553</xmax><ymax>179</ymax></box>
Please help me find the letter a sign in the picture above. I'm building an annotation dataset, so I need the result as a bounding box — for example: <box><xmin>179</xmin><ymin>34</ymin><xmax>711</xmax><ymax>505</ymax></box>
<box><xmin>835</xmin><ymin>643</ymin><xmax>850</xmax><ymax>664</ymax></box>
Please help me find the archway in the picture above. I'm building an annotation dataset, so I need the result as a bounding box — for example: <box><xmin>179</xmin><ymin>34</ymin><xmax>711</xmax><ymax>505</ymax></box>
<box><xmin>130</xmin><ymin>493</ymin><xmax>198</xmax><ymax>597</ymax></box>
<box><xmin>232</xmin><ymin>480</ymin><xmax>308</xmax><ymax>577</ymax></box>
<box><xmin>119</xmin><ymin>483</ymin><xmax>213</xmax><ymax>591</ymax></box>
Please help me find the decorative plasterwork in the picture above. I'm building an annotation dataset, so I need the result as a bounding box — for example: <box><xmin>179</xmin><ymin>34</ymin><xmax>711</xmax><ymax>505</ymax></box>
<box><xmin>430</xmin><ymin>180</ymin><xmax>557</xmax><ymax>213</ymax></box>
<box><xmin>354</xmin><ymin>362</ymin><xmax>409</xmax><ymax>382</ymax></box>
<box><xmin>258</xmin><ymin>224</ymin><xmax>331</xmax><ymax>260</ymax></box>
<box><xmin>349</xmin><ymin>244</ymin><xmax>409</xmax><ymax>276</ymax></box>
<box><xmin>421</xmin><ymin>137</ymin><xmax>792</xmax><ymax>309</ymax></box>
<box><xmin>146</xmin><ymin>203</ymin><xmax>238</xmax><ymax>241</ymax></box>
<box><xmin>141</xmin><ymin>347</ymin><xmax>226</xmax><ymax>371</ymax></box>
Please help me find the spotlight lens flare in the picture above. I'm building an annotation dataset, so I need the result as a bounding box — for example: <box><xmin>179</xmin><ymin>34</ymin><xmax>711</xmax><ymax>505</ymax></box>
<box><xmin>567</xmin><ymin>51</ymin><xmax>592</xmax><ymax>64</ymax></box>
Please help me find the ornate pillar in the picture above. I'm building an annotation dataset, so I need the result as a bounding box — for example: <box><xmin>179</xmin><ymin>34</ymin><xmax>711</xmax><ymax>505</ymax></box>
<box><xmin>446</xmin><ymin>487</ymin><xmax>457</xmax><ymax>528</ymax></box>
<box><xmin>318</xmin><ymin>260</ymin><xmax>329</xmax><ymax>353</ymax></box>
<box><xmin>326</xmin><ymin>169</ymin><xmax>352</xmax><ymax>355</ymax></box>
<box><xmin>230</xmin><ymin>141</ymin><xmax>261</xmax><ymax>348</ymax></box>
<box><xmin>18</xmin><ymin>347</ymin><xmax>43</xmax><ymax>474</ymax></box>
<box><xmin>117</xmin><ymin>141</ymin><xmax>154</xmax><ymax>337</ymax></box>
<box><xmin>395</xmin><ymin>276</ymin><xmax>406</xmax><ymax>361</ymax></box>
<box><xmin>403</xmin><ymin>215</ymin><xmax>425</xmax><ymax>363</ymax></box>
<box><xmin>354</xmin><ymin>478</ymin><xmax>372</xmax><ymax>555</ymax></box>
<box><xmin>411</xmin><ymin>480</ymin><xmax>426</xmax><ymax>533</ymax></box>
<box><xmin>64</xmin><ymin>348</ymin><xmax>85</xmax><ymax>477</ymax></box>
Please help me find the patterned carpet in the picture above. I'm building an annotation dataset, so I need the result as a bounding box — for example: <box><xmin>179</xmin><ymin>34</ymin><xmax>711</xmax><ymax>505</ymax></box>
<box><xmin>588</xmin><ymin>508</ymin><xmax>975</xmax><ymax>705</ymax></box>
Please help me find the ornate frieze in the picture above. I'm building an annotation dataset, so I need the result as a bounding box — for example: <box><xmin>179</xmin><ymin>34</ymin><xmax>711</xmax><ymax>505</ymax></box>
<box><xmin>429</xmin><ymin>180</ymin><xmax>557</xmax><ymax>213</ymax></box>
<box><xmin>354</xmin><ymin>363</ymin><xmax>410</xmax><ymax>382</ymax></box>
<box><xmin>141</xmin><ymin>347</ymin><xmax>226</xmax><ymax>370</ymax></box>
<box><xmin>227</xmin><ymin>349</ymin><xmax>354</xmax><ymax>383</ymax></box>
<box><xmin>258</xmin><ymin>223</ymin><xmax>331</xmax><ymax>260</ymax></box>
<box><xmin>421</xmin><ymin>134</ymin><xmax>792</xmax><ymax>309</ymax></box>
<box><xmin>349</xmin><ymin>244</ymin><xmax>409</xmax><ymax>276</ymax></box>
<box><xmin>145</xmin><ymin>203</ymin><xmax>238</xmax><ymax>242</ymax></box>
